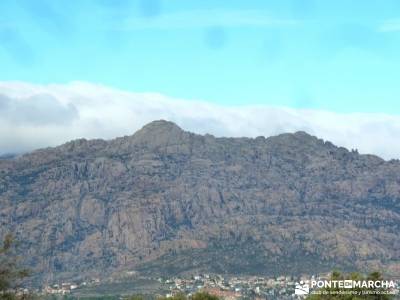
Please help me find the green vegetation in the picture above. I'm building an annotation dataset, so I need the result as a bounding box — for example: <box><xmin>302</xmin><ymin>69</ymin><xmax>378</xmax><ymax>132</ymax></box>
<box><xmin>156</xmin><ymin>293</ymin><xmax>186</xmax><ymax>300</ymax></box>
<box><xmin>0</xmin><ymin>234</ymin><xmax>30</xmax><ymax>300</ymax></box>
<box><xmin>191</xmin><ymin>292</ymin><xmax>219</xmax><ymax>300</ymax></box>
<box><xmin>126</xmin><ymin>292</ymin><xmax>219</xmax><ymax>300</ymax></box>
<box><xmin>306</xmin><ymin>271</ymin><xmax>394</xmax><ymax>300</ymax></box>
<box><xmin>127</xmin><ymin>295</ymin><xmax>148</xmax><ymax>300</ymax></box>
<box><xmin>57</xmin><ymin>296</ymin><xmax>119</xmax><ymax>300</ymax></box>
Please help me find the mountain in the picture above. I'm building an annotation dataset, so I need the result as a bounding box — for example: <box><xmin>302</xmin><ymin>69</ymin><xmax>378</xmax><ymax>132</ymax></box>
<box><xmin>0</xmin><ymin>153</ymin><xmax>18</xmax><ymax>160</ymax></box>
<box><xmin>1</xmin><ymin>120</ymin><xmax>399</xmax><ymax>284</ymax></box>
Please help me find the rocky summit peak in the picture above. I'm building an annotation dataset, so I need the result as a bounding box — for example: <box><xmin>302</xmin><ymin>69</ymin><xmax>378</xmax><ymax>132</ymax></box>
<box><xmin>269</xmin><ymin>130</ymin><xmax>321</xmax><ymax>146</ymax></box>
<box><xmin>293</xmin><ymin>131</ymin><xmax>322</xmax><ymax>143</ymax></box>
<box><xmin>138</xmin><ymin>120</ymin><xmax>183</xmax><ymax>133</ymax></box>
<box><xmin>293</xmin><ymin>130</ymin><xmax>314</xmax><ymax>138</ymax></box>
<box><xmin>131</xmin><ymin>120</ymin><xmax>188</xmax><ymax>147</ymax></box>
<box><xmin>2</xmin><ymin>120</ymin><xmax>399</xmax><ymax>284</ymax></box>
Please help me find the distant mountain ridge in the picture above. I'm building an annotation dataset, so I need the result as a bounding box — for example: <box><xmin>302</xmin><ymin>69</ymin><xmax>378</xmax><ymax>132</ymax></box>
<box><xmin>0</xmin><ymin>120</ymin><xmax>399</xmax><ymax>283</ymax></box>
<box><xmin>0</xmin><ymin>153</ymin><xmax>18</xmax><ymax>160</ymax></box>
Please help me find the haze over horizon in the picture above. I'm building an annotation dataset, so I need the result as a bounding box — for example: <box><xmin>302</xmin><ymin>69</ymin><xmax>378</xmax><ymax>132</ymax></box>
<box><xmin>1</xmin><ymin>1</ymin><xmax>400</xmax><ymax>158</ymax></box>
<box><xmin>1</xmin><ymin>81</ymin><xmax>400</xmax><ymax>160</ymax></box>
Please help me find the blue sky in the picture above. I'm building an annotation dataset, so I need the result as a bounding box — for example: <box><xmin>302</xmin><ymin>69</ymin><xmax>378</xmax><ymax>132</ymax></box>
<box><xmin>1</xmin><ymin>0</ymin><xmax>400</xmax><ymax>113</ymax></box>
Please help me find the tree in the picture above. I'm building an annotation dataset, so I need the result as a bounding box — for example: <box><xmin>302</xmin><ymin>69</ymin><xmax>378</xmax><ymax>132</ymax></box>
<box><xmin>191</xmin><ymin>292</ymin><xmax>219</xmax><ymax>300</ymax></box>
<box><xmin>127</xmin><ymin>295</ymin><xmax>144</xmax><ymax>300</ymax></box>
<box><xmin>0</xmin><ymin>234</ymin><xmax>30</xmax><ymax>300</ymax></box>
<box><xmin>306</xmin><ymin>271</ymin><xmax>394</xmax><ymax>300</ymax></box>
<box><xmin>157</xmin><ymin>292</ymin><xmax>219</xmax><ymax>300</ymax></box>
<box><xmin>157</xmin><ymin>293</ymin><xmax>187</xmax><ymax>300</ymax></box>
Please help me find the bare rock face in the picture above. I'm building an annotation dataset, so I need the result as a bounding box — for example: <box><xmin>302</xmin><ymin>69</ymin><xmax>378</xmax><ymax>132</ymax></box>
<box><xmin>1</xmin><ymin>120</ymin><xmax>400</xmax><ymax>283</ymax></box>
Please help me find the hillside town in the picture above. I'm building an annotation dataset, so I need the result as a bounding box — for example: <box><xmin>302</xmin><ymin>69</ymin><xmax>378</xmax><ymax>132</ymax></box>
<box><xmin>159</xmin><ymin>273</ymin><xmax>304</xmax><ymax>299</ymax></box>
<box><xmin>39</xmin><ymin>273</ymin><xmax>317</xmax><ymax>298</ymax></box>
<box><xmin>37</xmin><ymin>272</ymin><xmax>399</xmax><ymax>299</ymax></box>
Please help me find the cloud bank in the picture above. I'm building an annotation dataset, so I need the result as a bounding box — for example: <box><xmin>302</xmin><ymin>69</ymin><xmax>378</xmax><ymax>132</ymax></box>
<box><xmin>0</xmin><ymin>81</ymin><xmax>400</xmax><ymax>160</ymax></box>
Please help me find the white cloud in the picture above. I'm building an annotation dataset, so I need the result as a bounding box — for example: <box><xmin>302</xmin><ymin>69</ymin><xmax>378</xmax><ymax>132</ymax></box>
<box><xmin>0</xmin><ymin>81</ymin><xmax>400</xmax><ymax>160</ymax></box>
<box><xmin>0</xmin><ymin>93</ymin><xmax>78</xmax><ymax>125</ymax></box>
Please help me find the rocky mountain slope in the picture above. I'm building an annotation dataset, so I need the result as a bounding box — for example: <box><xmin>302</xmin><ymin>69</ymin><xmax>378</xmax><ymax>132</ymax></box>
<box><xmin>0</xmin><ymin>120</ymin><xmax>399</xmax><ymax>283</ymax></box>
